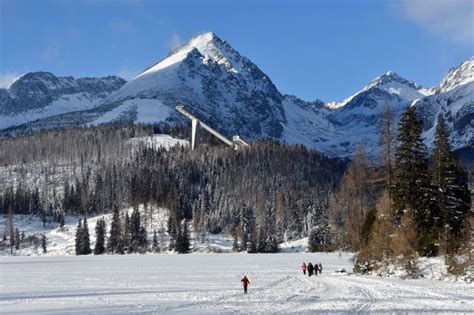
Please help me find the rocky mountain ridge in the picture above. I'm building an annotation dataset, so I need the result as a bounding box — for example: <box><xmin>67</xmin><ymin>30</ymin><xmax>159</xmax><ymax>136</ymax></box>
<box><xmin>0</xmin><ymin>33</ymin><xmax>472</xmax><ymax>158</ymax></box>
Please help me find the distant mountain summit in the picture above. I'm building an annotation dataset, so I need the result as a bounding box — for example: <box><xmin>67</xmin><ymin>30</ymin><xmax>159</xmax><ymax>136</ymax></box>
<box><xmin>413</xmin><ymin>57</ymin><xmax>473</xmax><ymax>149</ymax></box>
<box><xmin>0</xmin><ymin>33</ymin><xmax>471</xmax><ymax>158</ymax></box>
<box><xmin>0</xmin><ymin>72</ymin><xmax>125</xmax><ymax>129</ymax></box>
<box><xmin>109</xmin><ymin>32</ymin><xmax>285</xmax><ymax>139</ymax></box>
<box><xmin>437</xmin><ymin>57</ymin><xmax>474</xmax><ymax>93</ymax></box>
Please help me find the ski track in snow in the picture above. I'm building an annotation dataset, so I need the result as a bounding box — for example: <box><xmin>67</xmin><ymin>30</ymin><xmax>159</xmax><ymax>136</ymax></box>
<box><xmin>1</xmin><ymin>253</ymin><xmax>473</xmax><ymax>314</ymax></box>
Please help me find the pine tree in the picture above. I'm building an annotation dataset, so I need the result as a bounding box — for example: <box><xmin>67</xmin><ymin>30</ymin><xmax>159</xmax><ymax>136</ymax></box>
<box><xmin>7</xmin><ymin>207</ymin><xmax>14</xmax><ymax>254</ymax></box>
<box><xmin>130</xmin><ymin>207</ymin><xmax>141</xmax><ymax>252</ymax></box>
<box><xmin>247</xmin><ymin>219</ymin><xmax>257</xmax><ymax>253</ymax></box>
<box><xmin>392</xmin><ymin>107</ymin><xmax>436</xmax><ymax>256</ymax></box>
<box><xmin>152</xmin><ymin>230</ymin><xmax>159</xmax><ymax>252</ymax></box>
<box><xmin>58</xmin><ymin>212</ymin><xmax>65</xmax><ymax>230</ymax></box>
<box><xmin>308</xmin><ymin>228</ymin><xmax>322</xmax><ymax>252</ymax></box>
<box><xmin>81</xmin><ymin>218</ymin><xmax>92</xmax><ymax>255</ymax></box>
<box><xmin>94</xmin><ymin>218</ymin><xmax>106</xmax><ymax>255</ymax></box>
<box><xmin>75</xmin><ymin>218</ymin><xmax>83</xmax><ymax>255</ymax></box>
<box><xmin>139</xmin><ymin>226</ymin><xmax>148</xmax><ymax>251</ymax></box>
<box><xmin>42</xmin><ymin>234</ymin><xmax>47</xmax><ymax>253</ymax></box>
<box><xmin>107</xmin><ymin>206</ymin><xmax>122</xmax><ymax>254</ymax></box>
<box><xmin>430</xmin><ymin>119</ymin><xmax>471</xmax><ymax>253</ymax></box>
<box><xmin>14</xmin><ymin>228</ymin><xmax>20</xmax><ymax>250</ymax></box>
<box><xmin>168</xmin><ymin>215</ymin><xmax>178</xmax><ymax>251</ymax></box>
<box><xmin>123</xmin><ymin>211</ymin><xmax>132</xmax><ymax>253</ymax></box>
<box><xmin>176</xmin><ymin>220</ymin><xmax>190</xmax><ymax>254</ymax></box>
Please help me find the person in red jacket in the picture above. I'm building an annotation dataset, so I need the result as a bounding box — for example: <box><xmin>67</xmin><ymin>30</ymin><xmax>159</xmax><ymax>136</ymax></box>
<box><xmin>301</xmin><ymin>262</ymin><xmax>307</xmax><ymax>275</ymax></box>
<box><xmin>241</xmin><ymin>275</ymin><xmax>250</xmax><ymax>294</ymax></box>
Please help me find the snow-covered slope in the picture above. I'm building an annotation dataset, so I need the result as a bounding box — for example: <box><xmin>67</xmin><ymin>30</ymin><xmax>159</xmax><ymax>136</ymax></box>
<box><xmin>0</xmin><ymin>205</ymin><xmax>234</xmax><ymax>256</ymax></box>
<box><xmin>414</xmin><ymin>58</ymin><xmax>474</xmax><ymax>149</ymax></box>
<box><xmin>437</xmin><ymin>57</ymin><xmax>474</xmax><ymax>93</ymax></box>
<box><xmin>128</xmin><ymin>134</ymin><xmax>189</xmax><ymax>151</ymax></box>
<box><xmin>102</xmin><ymin>32</ymin><xmax>285</xmax><ymax>140</ymax></box>
<box><xmin>284</xmin><ymin>61</ymin><xmax>473</xmax><ymax>157</ymax></box>
<box><xmin>283</xmin><ymin>72</ymin><xmax>436</xmax><ymax>157</ymax></box>
<box><xmin>0</xmin><ymin>72</ymin><xmax>125</xmax><ymax>130</ymax></box>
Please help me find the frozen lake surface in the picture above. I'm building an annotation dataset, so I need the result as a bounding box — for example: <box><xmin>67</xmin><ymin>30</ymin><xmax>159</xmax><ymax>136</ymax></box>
<box><xmin>1</xmin><ymin>253</ymin><xmax>473</xmax><ymax>314</ymax></box>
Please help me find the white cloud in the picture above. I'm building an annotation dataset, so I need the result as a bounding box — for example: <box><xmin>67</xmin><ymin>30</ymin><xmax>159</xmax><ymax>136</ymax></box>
<box><xmin>170</xmin><ymin>32</ymin><xmax>183</xmax><ymax>51</ymax></box>
<box><xmin>0</xmin><ymin>72</ymin><xmax>22</xmax><ymax>89</ymax></box>
<box><xmin>400</xmin><ymin>0</ymin><xmax>474</xmax><ymax>44</ymax></box>
<box><xmin>117</xmin><ymin>66</ymin><xmax>140</xmax><ymax>81</ymax></box>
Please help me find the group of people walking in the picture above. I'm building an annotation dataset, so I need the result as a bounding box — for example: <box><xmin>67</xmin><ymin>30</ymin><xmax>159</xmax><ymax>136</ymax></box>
<box><xmin>240</xmin><ymin>261</ymin><xmax>324</xmax><ymax>294</ymax></box>
<box><xmin>301</xmin><ymin>262</ymin><xmax>322</xmax><ymax>277</ymax></box>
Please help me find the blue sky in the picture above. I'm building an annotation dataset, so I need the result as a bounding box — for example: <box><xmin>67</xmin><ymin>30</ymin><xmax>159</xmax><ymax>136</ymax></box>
<box><xmin>1</xmin><ymin>0</ymin><xmax>473</xmax><ymax>102</ymax></box>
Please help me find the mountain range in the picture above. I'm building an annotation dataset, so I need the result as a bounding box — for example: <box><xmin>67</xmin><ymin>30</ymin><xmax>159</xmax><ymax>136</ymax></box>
<box><xmin>1</xmin><ymin>32</ymin><xmax>472</xmax><ymax>158</ymax></box>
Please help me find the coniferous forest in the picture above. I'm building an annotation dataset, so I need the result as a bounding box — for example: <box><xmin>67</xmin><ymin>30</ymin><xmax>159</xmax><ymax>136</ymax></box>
<box><xmin>0</xmin><ymin>124</ymin><xmax>345</xmax><ymax>253</ymax></box>
<box><xmin>0</xmin><ymin>107</ymin><xmax>471</xmax><ymax>266</ymax></box>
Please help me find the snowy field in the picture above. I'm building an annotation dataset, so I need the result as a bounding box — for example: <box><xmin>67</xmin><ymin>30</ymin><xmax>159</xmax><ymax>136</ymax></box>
<box><xmin>1</xmin><ymin>253</ymin><xmax>473</xmax><ymax>314</ymax></box>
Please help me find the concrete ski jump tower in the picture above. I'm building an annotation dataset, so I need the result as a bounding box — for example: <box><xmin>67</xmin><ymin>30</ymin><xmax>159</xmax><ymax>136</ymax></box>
<box><xmin>176</xmin><ymin>105</ymin><xmax>250</xmax><ymax>151</ymax></box>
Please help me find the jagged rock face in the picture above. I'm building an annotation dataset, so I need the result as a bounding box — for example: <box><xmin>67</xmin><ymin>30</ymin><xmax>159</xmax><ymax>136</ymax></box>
<box><xmin>437</xmin><ymin>57</ymin><xmax>474</xmax><ymax>93</ymax></box>
<box><xmin>1</xmin><ymin>72</ymin><xmax>126</xmax><ymax>115</ymax></box>
<box><xmin>413</xmin><ymin>58</ymin><xmax>474</xmax><ymax>149</ymax></box>
<box><xmin>283</xmin><ymin>72</ymin><xmax>434</xmax><ymax>157</ymax></box>
<box><xmin>110</xmin><ymin>33</ymin><xmax>285</xmax><ymax>139</ymax></box>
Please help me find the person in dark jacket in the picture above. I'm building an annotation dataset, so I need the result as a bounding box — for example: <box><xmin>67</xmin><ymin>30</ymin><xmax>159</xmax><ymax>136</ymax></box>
<box><xmin>318</xmin><ymin>263</ymin><xmax>323</xmax><ymax>274</ymax></box>
<box><xmin>307</xmin><ymin>262</ymin><xmax>314</xmax><ymax>277</ymax></box>
<box><xmin>301</xmin><ymin>262</ymin><xmax>307</xmax><ymax>275</ymax></box>
<box><xmin>241</xmin><ymin>275</ymin><xmax>250</xmax><ymax>294</ymax></box>
<box><xmin>314</xmin><ymin>263</ymin><xmax>319</xmax><ymax>276</ymax></box>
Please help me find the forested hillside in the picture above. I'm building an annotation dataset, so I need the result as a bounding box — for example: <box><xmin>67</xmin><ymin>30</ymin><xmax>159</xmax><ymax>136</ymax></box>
<box><xmin>0</xmin><ymin>124</ymin><xmax>345</xmax><ymax>253</ymax></box>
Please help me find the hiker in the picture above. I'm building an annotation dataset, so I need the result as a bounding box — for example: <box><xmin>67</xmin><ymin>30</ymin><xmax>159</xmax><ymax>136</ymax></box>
<box><xmin>301</xmin><ymin>262</ymin><xmax>307</xmax><ymax>275</ymax></box>
<box><xmin>319</xmin><ymin>262</ymin><xmax>323</xmax><ymax>274</ymax></box>
<box><xmin>314</xmin><ymin>263</ymin><xmax>319</xmax><ymax>276</ymax></box>
<box><xmin>307</xmin><ymin>262</ymin><xmax>314</xmax><ymax>277</ymax></box>
<box><xmin>241</xmin><ymin>275</ymin><xmax>250</xmax><ymax>294</ymax></box>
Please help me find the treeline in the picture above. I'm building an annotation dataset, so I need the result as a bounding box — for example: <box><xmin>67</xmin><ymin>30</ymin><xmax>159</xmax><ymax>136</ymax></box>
<box><xmin>1</xmin><ymin>123</ymin><xmax>345</xmax><ymax>253</ymax></box>
<box><xmin>329</xmin><ymin>106</ymin><xmax>471</xmax><ymax>273</ymax></box>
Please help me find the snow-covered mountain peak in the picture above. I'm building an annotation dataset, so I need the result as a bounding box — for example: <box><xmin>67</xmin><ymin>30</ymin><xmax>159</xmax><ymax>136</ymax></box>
<box><xmin>437</xmin><ymin>56</ymin><xmax>474</xmax><ymax>93</ymax></box>
<box><xmin>366</xmin><ymin>71</ymin><xmax>423</xmax><ymax>91</ymax></box>
<box><xmin>137</xmin><ymin>32</ymin><xmax>243</xmax><ymax>79</ymax></box>
<box><xmin>326</xmin><ymin>71</ymin><xmax>429</xmax><ymax>110</ymax></box>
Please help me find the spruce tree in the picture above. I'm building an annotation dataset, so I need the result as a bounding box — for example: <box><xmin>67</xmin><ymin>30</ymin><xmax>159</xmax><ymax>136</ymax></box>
<box><xmin>58</xmin><ymin>212</ymin><xmax>65</xmax><ymax>230</ymax></box>
<box><xmin>42</xmin><ymin>234</ymin><xmax>47</xmax><ymax>253</ymax></box>
<box><xmin>152</xmin><ymin>230</ymin><xmax>159</xmax><ymax>252</ymax></box>
<box><xmin>176</xmin><ymin>220</ymin><xmax>190</xmax><ymax>254</ymax></box>
<box><xmin>81</xmin><ymin>218</ymin><xmax>92</xmax><ymax>255</ymax></box>
<box><xmin>121</xmin><ymin>211</ymin><xmax>131</xmax><ymax>252</ymax></box>
<box><xmin>247</xmin><ymin>219</ymin><xmax>257</xmax><ymax>253</ymax></box>
<box><xmin>392</xmin><ymin>107</ymin><xmax>436</xmax><ymax>256</ymax></box>
<box><xmin>107</xmin><ymin>206</ymin><xmax>122</xmax><ymax>254</ymax></box>
<box><xmin>168</xmin><ymin>215</ymin><xmax>178</xmax><ymax>251</ymax></box>
<box><xmin>14</xmin><ymin>228</ymin><xmax>20</xmax><ymax>250</ymax></box>
<box><xmin>308</xmin><ymin>228</ymin><xmax>320</xmax><ymax>252</ymax></box>
<box><xmin>94</xmin><ymin>218</ymin><xmax>106</xmax><ymax>255</ymax></box>
<box><xmin>430</xmin><ymin>119</ymin><xmax>471</xmax><ymax>253</ymax></box>
<box><xmin>75</xmin><ymin>218</ymin><xmax>83</xmax><ymax>255</ymax></box>
<box><xmin>130</xmin><ymin>207</ymin><xmax>141</xmax><ymax>252</ymax></box>
<box><xmin>139</xmin><ymin>226</ymin><xmax>148</xmax><ymax>251</ymax></box>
